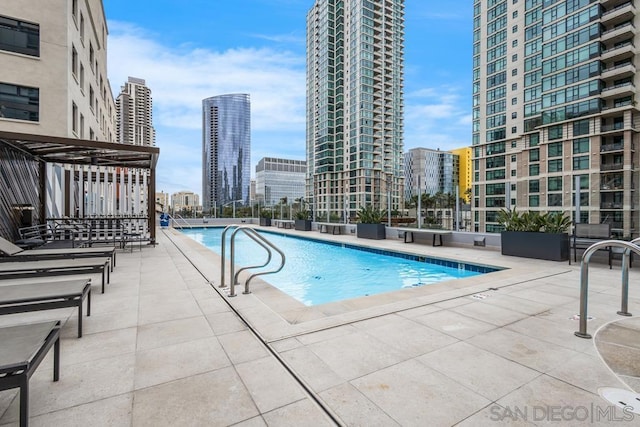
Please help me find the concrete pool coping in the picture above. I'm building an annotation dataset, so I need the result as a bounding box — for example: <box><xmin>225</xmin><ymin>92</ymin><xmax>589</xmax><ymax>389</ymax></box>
<box><xmin>166</xmin><ymin>226</ymin><xmax>576</xmax><ymax>343</ymax></box>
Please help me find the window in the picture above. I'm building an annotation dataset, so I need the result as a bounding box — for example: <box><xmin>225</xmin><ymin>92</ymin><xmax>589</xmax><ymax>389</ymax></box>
<box><xmin>548</xmin><ymin>142</ymin><xmax>562</xmax><ymax>157</ymax></box>
<box><xmin>89</xmin><ymin>43</ymin><xmax>94</xmax><ymax>71</ymax></box>
<box><xmin>0</xmin><ymin>82</ymin><xmax>39</xmax><ymax>121</ymax></box>
<box><xmin>79</xmin><ymin>114</ymin><xmax>84</xmax><ymax>138</ymax></box>
<box><xmin>512</xmin><ymin>40</ymin><xmax>518</xmax><ymax>47</ymax></box>
<box><xmin>573</xmin><ymin>155</ymin><xmax>589</xmax><ymax>170</ymax></box>
<box><xmin>529</xmin><ymin>180</ymin><xmax>539</xmax><ymax>193</ymax></box>
<box><xmin>529</xmin><ymin>133</ymin><xmax>540</xmax><ymax>147</ymax></box>
<box><xmin>548</xmin><ymin>193</ymin><xmax>563</xmax><ymax>207</ymax></box>
<box><xmin>512</xmin><ymin>83</ymin><xmax>517</xmax><ymax>91</ymax></box>
<box><xmin>512</xmin><ymin>97</ymin><xmax>517</xmax><ymax>105</ymax></box>
<box><xmin>512</xmin><ymin>112</ymin><xmax>517</xmax><ymax>119</ymax></box>
<box><xmin>573</xmin><ymin>119</ymin><xmax>589</xmax><ymax>136</ymax></box>
<box><xmin>573</xmin><ymin>138</ymin><xmax>589</xmax><ymax>154</ymax></box>
<box><xmin>548</xmin><ymin>158</ymin><xmax>563</xmax><ymax>172</ymax></box>
<box><xmin>72</xmin><ymin>0</ymin><xmax>78</xmax><ymax>20</ymax></box>
<box><xmin>548</xmin><ymin>176</ymin><xmax>562</xmax><ymax>191</ymax></box>
<box><xmin>80</xmin><ymin>13</ymin><xmax>85</xmax><ymax>43</ymax></box>
<box><xmin>72</xmin><ymin>102</ymin><xmax>78</xmax><ymax>134</ymax></box>
<box><xmin>0</xmin><ymin>15</ymin><xmax>40</xmax><ymax>56</ymax></box>
<box><xmin>511</xmin><ymin>155</ymin><xmax>516</xmax><ymax>162</ymax></box>
<box><xmin>512</xmin><ymin>68</ymin><xmax>518</xmax><ymax>76</ymax></box>
<box><xmin>71</xmin><ymin>46</ymin><xmax>78</xmax><ymax>77</ymax></box>
<box><xmin>529</xmin><ymin>148</ymin><xmax>540</xmax><ymax>161</ymax></box>
<box><xmin>529</xmin><ymin>164</ymin><xmax>540</xmax><ymax>176</ymax></box>
<box><xmin>79</xmin><ymin>63</ymin><xmax>84</xmax><ymax>91</ymax></box>
<box><xmin>529</xmin><ymin>195</ymin><xmax>539</xmax><ymax>207</ymax></box>
<box><xmin>511</xmin><ymin>169</ymin><xmax>516</xmax><ymax>176</ymax></box>
<box><xmin>89</xmin><ymin>86</ymin><xmax>94</xmax><ymax>111</ymax></box>
<box><xmin>548</xmin><ymin>125</ymin><xmax>563</xmax><ymax>140</ymax></box>
<box><xmin>512</xmin><ymin>25</ymin><xmax>518</xmax><ymax>33</ymax></box>
<box><xmin>512</xmin><ymin>54</ymin><xmax>518</xmax><ymax>62</ymax></box>
<box><xmin>511</xmin><ymin>126</ymin><xmax>517</xmax><ymax>134</ymax></box>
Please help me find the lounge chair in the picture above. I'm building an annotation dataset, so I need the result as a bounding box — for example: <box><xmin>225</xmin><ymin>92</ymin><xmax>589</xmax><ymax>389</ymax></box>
<box><xmin>0</xmin><ymin>320</ymin><xmax>60</xmax><ymax>427</ymax></box>
<box><xmin>0</xmin><ymin>279</ymin><xmax>91</xmax><ymax>338</ymax></box>
<box><xmin>0</xmin><ymin>258</ymin><xmax>111</xmax><ymax>293</ymax></box>
<box><xmin>0</xmin><ymin>236</ymin><xmax>116</xmax><ymax>270</ymax></box>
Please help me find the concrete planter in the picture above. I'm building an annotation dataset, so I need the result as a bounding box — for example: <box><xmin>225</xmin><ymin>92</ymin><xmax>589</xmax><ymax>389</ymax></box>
<box><xmin>501</xmin><ymin>231</ymin><xmax>569</xmax><ymax>261</ymax></box>
<box><xmin>294</xmin><ymin>219</ymin><xmax>312</xmax><ymax>231</ymax></box>
<box><xmin>357</xmin><ymin>223</ymin><xmax>386</xmax><ymax>240</ymax></box>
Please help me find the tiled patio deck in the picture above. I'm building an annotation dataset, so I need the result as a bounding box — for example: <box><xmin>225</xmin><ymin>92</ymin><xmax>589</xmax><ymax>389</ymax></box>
<box><xmin>1</xmin><ymin>226</ymin><xmax>639</xmax><ymax>426</ymax></box>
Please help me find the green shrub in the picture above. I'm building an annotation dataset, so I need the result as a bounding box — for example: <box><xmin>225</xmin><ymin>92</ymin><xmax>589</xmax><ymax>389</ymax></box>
<box><xmin>497</xmin><ymin>208</ymin><xmax>571</xmax><ymax>233</ymax></box>
<box><xmin>356</xmin><ymin>205</ymin><xmax>387</xmax><ymax>224</ymax></box>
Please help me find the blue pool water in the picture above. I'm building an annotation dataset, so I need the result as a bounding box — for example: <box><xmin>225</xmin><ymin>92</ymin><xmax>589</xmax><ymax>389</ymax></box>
<box><xmin>181</xmin><ymin>227</ymin><xmax>499</xmax><ymax>306</ymax></box>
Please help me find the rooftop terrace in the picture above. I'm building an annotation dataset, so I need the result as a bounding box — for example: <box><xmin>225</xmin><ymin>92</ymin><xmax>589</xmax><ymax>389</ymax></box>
<box><xmin>1</xmin><ymin>226</ymin><xmax>639</xmax><ymax>426</ymax></box>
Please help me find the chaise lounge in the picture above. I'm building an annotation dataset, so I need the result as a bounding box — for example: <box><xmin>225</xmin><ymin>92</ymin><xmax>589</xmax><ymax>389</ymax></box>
<box><xmin>0</xmin><ymin>236</ymin><xmax>116</xmax><ymax>270</ymax></box>
<box><xmin>0</xmin><ymin>258</ymin><xmax>111</xmax><ymax>293</ymax></box>
<box><xmin>0</xmin><ymin>320</ymin><xmax>61</xmax><ymax>427</ymax></box>
<box><xmin>0</xmin><ymin>279</ymin><xmax>91</xmax><ymax>338</ymax></box>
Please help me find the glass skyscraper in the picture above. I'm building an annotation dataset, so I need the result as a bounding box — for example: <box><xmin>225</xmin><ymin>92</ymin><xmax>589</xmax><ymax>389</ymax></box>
<box><xmin>202</xmin><ymin>93</ymin><xmax>251</xmax><ymax>212</ymax></box>
<box><xmin>306</xmin><ymin>0</ymin><xmax>405</xmax><ymax>221</ymax></box>
<box><xmin>474</xmin><ymin>0</ymin><xmax>640</xmax><ymax>238</ymax></box>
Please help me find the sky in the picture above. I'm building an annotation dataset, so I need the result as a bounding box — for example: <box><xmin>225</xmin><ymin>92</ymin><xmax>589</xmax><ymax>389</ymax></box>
<box><xmin>103</xmin><ymin>0</ymin><xmax>473</xmax><ymax>197</ymax></box>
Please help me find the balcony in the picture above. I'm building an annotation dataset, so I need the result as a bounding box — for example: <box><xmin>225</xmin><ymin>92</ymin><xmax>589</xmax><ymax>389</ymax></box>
<box><xmin>601</xmin><ymin>162</ymin><xmax>625</xmax><ymax>171</ymax></box>
<box><xmin>601</xmin><ymin>21</ymin><xmax>637</xmax><ymax>45</ymax></box>
<box><xmin>601</xmin><ymin>2</ymin><xmax>636</xmax><ymax>28</ymax></box>
<box><xmin>600</xmin><ymin>142</ymin><xmax>625</xmax><ymax>152</ymax></box>
<box><xmin>601</xmin><ymin>62</ymin><xmax>636</xmax><ymax>80</ymax></box>
<box><xmin>601</xmin><ymin>81</ymin><xmax>636</xmax><ymax>99</ymax></box>
<box><xmin>600</xmin><ymin>41</ymin><xmax>636</xmax><ymax>62</ymax></box>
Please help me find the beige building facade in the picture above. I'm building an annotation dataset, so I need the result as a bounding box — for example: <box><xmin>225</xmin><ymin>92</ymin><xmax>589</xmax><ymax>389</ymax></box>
<box><xmin>473</xmin><ymin>0</ymin><xmax>640</xmax><ymax>238</ymax></box>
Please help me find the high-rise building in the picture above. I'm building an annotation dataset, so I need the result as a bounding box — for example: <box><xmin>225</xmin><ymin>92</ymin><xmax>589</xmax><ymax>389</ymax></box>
<box><xmin>473</xmin><ymin>0</ymin><xmax>640</xmax><ymax>238</ymax></box>
<box><xmin>450</xmin><ymin>146</ymin><xmax>473</xmax><ymax>202</ymax></box>
<box><xmin>171</xmin><ymin>191</ymin><xmax>200</xmax><ymax>215</ymax></box>
<box><xmin>202</xmin><ymin>94</ymin><xmax>251</xmax><ymax>213</ymax></box>
<box><xmin>0</xmin><ymin>0</ymin><xmax>118</xmax><ymax>218</ymax></box>
<box><xmin>116</xmin><ymin>77</ymin><xmax>155</xmax><ymax>146</ymax></box>
<box><xmin>404</xmin><ymin>148</ymin><xmax>459</xmax><ymax>200</ymax></box>
<box><xmin>306</xmin><ymin>0</ymin><xmax>405</xmax><ymax>221</ymax></box>
<box><xmin>255</xmin><ymin>157</ymin><xmax>306</xmax><ymax>207</ymax></box>
<box><xmin>0</xmin><ymin>0</ymin><xmax>116</xmax><ymax>141</ymax></box>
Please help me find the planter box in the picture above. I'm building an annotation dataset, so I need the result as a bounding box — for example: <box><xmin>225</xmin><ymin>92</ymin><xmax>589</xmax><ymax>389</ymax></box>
<box><xmin>294</xmin><ymin>219</ymin><xmax>312</xmax><ymax>231</ymax></box>
<box><xmin>357</xmin><ymin>223</ymin><xmax>386</xmax><ymax>240</ymax></box>
<box><xmin>259</xmin><ymin>218</ymin><xmax>271</xmax><ymax>226</ymax></box>
<box><xmin>501</xmin><ymin>231</ymin><xmax>569</xmax><ymax>261</ymax></box>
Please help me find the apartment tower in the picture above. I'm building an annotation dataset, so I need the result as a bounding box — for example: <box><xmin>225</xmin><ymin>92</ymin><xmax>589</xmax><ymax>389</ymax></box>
<box><xmin>255</xmin><ymin>157</ymin><xmax>306</xmax><ymax>207</ymax></box>
<box><xmin>474</xmin><ymin>0</ymin><xmax>640</xmax><ymax>238</ymax></box>
<box><xmin>116</xmin><ymin>77</ymin><xmax>155</xmax><ymax>146</ymax></box>
<box><xmin>202</xmin><ymin>94</ymin><xmax>251</xmax><ymax>213</ymax></box>
<box><xmin>306</xmin><ymin>0</ymin><xmax>405</xmax><ymax>221</ymax></box>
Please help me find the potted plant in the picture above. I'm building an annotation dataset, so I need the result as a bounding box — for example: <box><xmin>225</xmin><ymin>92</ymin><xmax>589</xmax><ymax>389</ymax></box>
<box><xmin>259</xmin><ymin>209</ymin><xmax>272</xmax><ymax>226</ymax></box>
<box><xmin>498</xmin><ymin>208</ymin><xmax>571</xmax><ymax>261</ymax></box>
<box><xmin>294</xmin><ymin>210</ymin><xmax>312</xmax><ymax>231</ymax></box>
<box><xmin>356</xmin><ymin>206</ymin><xmax>387</xmax><ymax>240</ymax></box>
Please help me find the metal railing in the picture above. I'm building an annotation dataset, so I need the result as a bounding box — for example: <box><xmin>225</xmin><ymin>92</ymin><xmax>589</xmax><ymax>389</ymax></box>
<box><xmin>575</xmin><ymin>239</ymin><xmax>640</xmax><ymax>339</ymax></box>
<box><xmin>171</xmin><ymin>214</ymin><xmax>192</xmax><ymax>229</ymax></box>
<box><xmin>219</xmin><ymin>225</ymin><xmax>285</xmax><ymax>297</ymax></box>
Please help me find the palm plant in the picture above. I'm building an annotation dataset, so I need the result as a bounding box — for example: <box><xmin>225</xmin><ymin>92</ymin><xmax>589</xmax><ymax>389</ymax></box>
<box><xmin>356</xmin><ymin>205</ymin><xmax>387</xmax><ymax>224</ymax></box>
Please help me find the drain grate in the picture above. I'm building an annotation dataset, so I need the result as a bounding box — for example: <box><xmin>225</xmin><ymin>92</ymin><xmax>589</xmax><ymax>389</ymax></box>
<box><xmin>599</xmin><ymin>387</ymin><xmax>640</xmax><ymax>415</ymax></box>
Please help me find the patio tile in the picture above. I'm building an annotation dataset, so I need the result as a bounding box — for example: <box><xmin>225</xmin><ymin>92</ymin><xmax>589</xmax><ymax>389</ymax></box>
<box><xmin>505</xmin><ymin>315</ymin><xmax>596</xmax><ymax>354</ymax></box>
<box><xmin>136</xmin><ymin>315</ymin><xmax>213</xmax><ymax>351</ymax></box>
<box><xmin>452</xmin><ymin>301</ymin><xmax>529</xmax><ymax>326</ymax></box>
<box><xmin>205</xmin><ymin>311</ymin><xmax>248</xmax><ymax>335</ymax></box>
<box><xmin>467</xmin><ymin>328</ymin><xmax>581</xmax><ymax>373</ymax></box>
<box><xmin>306</xmin><ymin>332</ymin><xmax>406</xmax><ymax>381</ymax></box>
<box><xmin>261</xmin><ymin>398</ymin><xmax>335</xmax><ymax>426</ymax></box>
<box><xmin>496</xmin><ymin>374</ymin><xmax>627</xmax><ymax>426</ymax></box>
<box><xmin>278</xmin><ymin>346</ymin><xmax>344</xmax><ymax>393</ymax></box>
<box><xmin>318</xmin><ymin>382</ymin><xmax>401</xmax><ymax>426</ymax></box>
<box><xmin>417</xmin><ymin>341</ymin><xmax>540</xmax><ymax>401</ymax></box>
<box><xmin>1</xmin><ymin>353</ymin><xmax>135</xmax><ymax>423</ymax></box>
<box><xmin>218</xmin><ymin>330</ymin><xmax>270</xmax><ymax>364</ymax></box>
<box><xmin>132</xmin><ymin>368</ymin><xmax>259</xmax><ymax>426</ymax></box>
<box><xmin>59</xmin><ymin>327</ymin><xmax>137</xmax><ymax>366</ymax></box>
<box><xmin>412</xmin><ymin>309</ymin><xmax>497</xmax><ymax>340</ymax></box>
<box><xmin>351</xmin><ymin>359</ymin><xmax>490</xmax><ymax>426</ymax></box>
<box><xmin>235</xmin><ymin>356</ymin><xmax>307</xmax><ymax>413</ymax></box>
<box><xmin>547</xmin><ymin>352</ymin><xmax>624</xmax><ymax>394</ymax></box>
<box><xmin>134</xmin><ymin>337</ymin><xmax>231</xmax><ymax>389</ymax></box>
<box><xmin>30</xmin><ymin>393</ymin><xmax>133</xmax><ymax>427</ymax></box>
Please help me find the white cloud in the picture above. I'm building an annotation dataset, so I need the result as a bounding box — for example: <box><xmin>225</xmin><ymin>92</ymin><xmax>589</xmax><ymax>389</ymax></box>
<box><xmin>107</xmin><ymin>21</ymin><xmax>308</xmax><ymax>196</ymax></box>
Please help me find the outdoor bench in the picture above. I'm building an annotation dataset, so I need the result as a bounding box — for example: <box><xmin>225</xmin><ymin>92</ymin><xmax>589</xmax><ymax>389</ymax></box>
<box><xmin>396</xmin><ymin>227</ymin><xmax>452</xmax><ymax>247</ymax></box>
<box><xmin>318</xmin><ymin>222</ymin><xmax>343</xmax><ymax>235</ymax></box>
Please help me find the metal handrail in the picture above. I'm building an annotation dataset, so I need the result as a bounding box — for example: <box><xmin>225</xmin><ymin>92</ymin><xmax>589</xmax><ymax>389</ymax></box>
<box><xmin>172</xmin><ymin>214</ymin><xmax>192</xmax><ymax>229</ymax></box>
<box><xmin>575</xmin><ymin>240</ymin><xmax>640</xmax><ymax>339</ymax></box>
<box><xmin>219</xmin><ymin>225</ymin><xmax>286</xmax><ymax>297</ymax></box>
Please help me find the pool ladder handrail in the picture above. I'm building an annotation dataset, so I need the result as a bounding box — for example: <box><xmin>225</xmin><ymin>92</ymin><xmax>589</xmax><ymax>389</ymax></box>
<box><xmin>220</xmin><ymin>225</ymin><xmax>286</xmax><ymax>297</ymax></box>
<box><xmin>172</xmin><ymin>214</ymin><xmax>193</xmax><ymax>229</ymax></box>
<box><xmin>575</xmin><ymin>239</ymin><xmax>640</xmax><ymax>339</ymax></box>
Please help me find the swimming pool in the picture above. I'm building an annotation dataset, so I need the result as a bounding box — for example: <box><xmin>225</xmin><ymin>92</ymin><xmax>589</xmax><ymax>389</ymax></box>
<box><xmin>181</xmin><ymin>227</ymin><xmax>500</xmax><ymax>306</ymax></box>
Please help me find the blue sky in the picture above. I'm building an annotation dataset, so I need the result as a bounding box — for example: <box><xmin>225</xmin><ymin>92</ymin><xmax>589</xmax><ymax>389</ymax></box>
<box><xmin>104</xmin><ymin>0</ymin><xmax>473</xmax><ymax>196</ymax></box>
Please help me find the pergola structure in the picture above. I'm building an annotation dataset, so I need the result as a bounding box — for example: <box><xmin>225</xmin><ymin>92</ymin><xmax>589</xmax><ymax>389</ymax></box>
<box><xmin>0</xmin><ymin>130</ymin><xmax>160</xmax><ymax>243</ymax></box>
